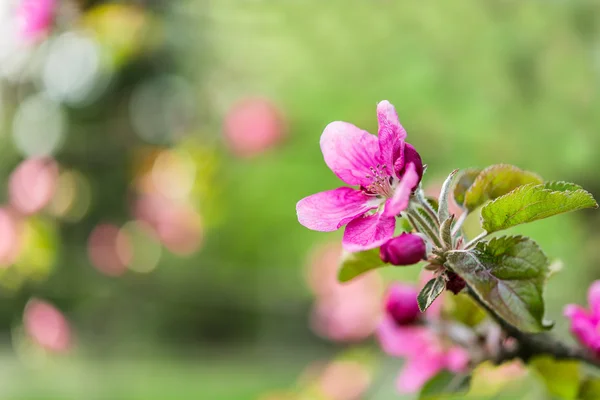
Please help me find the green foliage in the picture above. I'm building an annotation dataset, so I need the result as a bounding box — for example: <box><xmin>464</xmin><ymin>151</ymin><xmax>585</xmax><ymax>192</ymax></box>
<box><xmin>438</xmin><ymin>169</ymin><xmax>458</xmax><ymax>222</ymax></box>
<box><xmin>418</xmin><ymin>275</ymin><xmax>446</xmax><ymax>312</ymax></box>
<box><xmin>462</xmin><ymin>164</ymin><xmax>543</xmax><ymax>211</ymax></box>
<box><xmin>453</xmin><ymin>168</ymin><xmax>481</xmax><ymax>207</ymax></box>
<box><xmin>530</xmin><ymin>356</ymin><xmax>581</xmax><ymax>400</ymax></box>
<box><xmin>419</xmin><ymin>371</ymin><xmax>470</xmax><ymax>400</ymax></box>
<box><xmin>445</xmin><ymin>236</ymin><xmax>551</xmax><ymax>332</ymax></box>
<box><xmin>481</xmin><ymin>181</ymin><xmax>598</xmax><ymax>233</ymax></box>
<box><xmin>337</xmin><ymin>248</ymin><xmax>386</xmax><ymax>282</ymax></box>
<box><xmin>579</xmin><ymin>378</ymin><xmax>600</xmax><ymax>400</ymax></box>
<box><xmin>443</xmin><ymin>293</ymin><xmax>487</xmax><ymax>327</ymax></box>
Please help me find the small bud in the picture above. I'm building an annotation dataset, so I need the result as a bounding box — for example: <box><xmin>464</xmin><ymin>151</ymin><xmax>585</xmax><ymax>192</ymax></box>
<box><xmin>380</xmin><ymin>233</ymin><xmax>426</xmax><ymax>266</ymax></box>
<box><xmin>445</xmin><ymin>271</ymin><xmax>466</xmax><ymax>294</ymax></box>
<box><xmin>385</xmin><ymin>283</ymin><xmax>420</xmax><ymax>325</ymax></box>
<box><xmin>399</xmin><ymin>143</ymin><xmax>424</xmax><ymax>188</ymax></box>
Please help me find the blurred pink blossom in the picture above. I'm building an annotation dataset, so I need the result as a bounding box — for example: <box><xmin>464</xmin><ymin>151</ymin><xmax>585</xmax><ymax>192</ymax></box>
<box><xmin>88</xmin><ymin>223</ymin><xmax>130</xmax><ymax>276</ymax></box>
<box><xmin>564</xmin><ymin>280</ymin><xmax>600</xmax><ymax>355</ymax></box>
<box><xmin>0</xmin><ymin>207</ymin><xmax>23</xmax><ymax>266</ymax></box>
<box><xmin>318</xmin><ymin>360</ymin><xmax>372</xmax><ymax>400</ymax></box>
<box><xmin>377</xmin><ymin>280</ymin><xmax>469</xmax><ymax>393</ymax></box>
<box><xmin>9</xmin><ymin>158</ymin><xmax>59</xmax><ymax>215</ymax></box>
<box><xmin>223</xmin><ymin>97</ymin><xmax>286</xmax><ymax>158</ymax></box>
<box><xmin>23</xmin><ymin>298</ymin><xmax>71</xmax><ymax>352</ymax></box>
<box><xmin>133</xmin><ymin>194</ymin><xmax>203</xmax><ymax>255</ymax></box>
<box><xmin>306</xmin><ymin>242</ymin><xmax>382</xmax><ymax>342</ymax></box>
<box><xmin>16</xmin><ymin>0</ymin><xmax>56</xmax><ymax>42</ymax></box>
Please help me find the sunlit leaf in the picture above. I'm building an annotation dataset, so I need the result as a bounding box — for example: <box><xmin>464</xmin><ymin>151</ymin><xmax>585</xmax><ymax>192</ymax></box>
<box><xmin>445</xmin><ymin>236</ymin><xmax>551</xmax><ymax>332</ymax></box>
<box><xmin>418</xmin><ymin>275</ymin><xmax>445</xmax><ymax>312</ymax></box>
<box><xmin>579</xmin><ymin>378</ymin><xmax>600</xmax><ymax>400</ymax></box>
<box><xmin>419</xmin><ymin>371</ymin><xmax>470</xmax><ymax>400</ymax></box>
<box><xmin>463</xmin><ymin>164</ymin><xmax>543</xmax><ymax>211</ymax></box>
<box><xmin>337</xmin><ymin>248</ymin><xmax>385</xmax><ymax>282</ymax></box>
<box><xmin>530</xmin><ymin>356</ymin><xmax>580</xmax><ymax>400</ymax></box>
<box><xmin>481</xmin><ymin>181</ymin><xmax>598</xmax><ymax>233</ymax></box>
<box><xmin>453</xmin><ymin>168</ymin><xmax>481</xmax><ymax>207</ymax></box>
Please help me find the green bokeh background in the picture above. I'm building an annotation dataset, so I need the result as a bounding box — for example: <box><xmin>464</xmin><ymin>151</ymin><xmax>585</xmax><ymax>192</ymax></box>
<box><xmin>1</xmin><ymin>0</ymin><xmax>600</xmax><ymax>399</ymax></box>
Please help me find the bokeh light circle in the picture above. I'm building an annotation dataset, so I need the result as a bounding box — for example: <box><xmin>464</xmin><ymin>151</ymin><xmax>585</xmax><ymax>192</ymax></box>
<box><xmin>0</xmin><ymin>208</ymin><xmax>22</xmax><ymax>266</ymax></box>
<box><xmin>9</xmin><ymin>157</ymin><xmax>59</xmax><ymax>215</ymax></box>
<box><xmin>117</xmin><ymin>221</ymin><xmax>161</xmax><ymax>273</ymax></box>
<box><xmin>42</xmin><ymin>31</ymin><xmax>105</xmax><ymax>106</ymax></box>
<box><xmin>48</xmin><ymin>169</ymin><xmax>92</xmax><ymax>222</ymax></box>
<box><xmin>12</xmin><ymin>94</ymin><xmax>66</xmax><ymax>157</ymax></box>
<box><xmin>23</xmin><ymin>298</ymin><xmax>71</xmax><ymax>353</ymax></box>
<box><xmin>88</xmin><ymin>223</ymin><xmax>130</xmax><ymax>277</ymax></box>
<box><xmin>223</xmin><ymin>97</ymin><xmax>286</xmax><ymax>157</ymax></box>
<box><xmin>129</xmin><ymin>75</ymin><xmax>196</xmax><ymax>144</ymax></box>
<box><xmin>151</xmin><ymin>149</ymin><xmax>196</xmax><ymax>201</ymax></box>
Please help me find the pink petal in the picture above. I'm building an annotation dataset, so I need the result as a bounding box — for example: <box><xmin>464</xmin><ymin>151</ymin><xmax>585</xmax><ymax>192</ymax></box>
<box><xmin>588</xmin><ymin>281</ymin><xmax>600</xmax><ymax>317</ymax></box>
<box><xmin>377</xmin><ymin>316</ymin><xmax>432</xmax><ymax>358</ymax></box>
<box><xmin>342</xmin><ymin>212</ymin><xmax>395</xmax><ymax>251</ymax></box>
<box><xmin>377</xmin><ymin>101</ymin><xmax>406</xmax><ymax>179</ymax></box>
<box><xmin>320</xmin><ymin>121</ymin><xmax>380</xmax><ymax>187</ymax></box>
<box><xmin>570</xmin><ymin>315</ymin><xmax>600</xmax><ymax>353</ymax></box>
<box><xmin>564</xmin><ymin>304</ymin><xmax>590</xmax><ymax>321</ymax></box>
<box><xmin>383</xmin><ymin>163</ymin><xmax>419</xmax><ymax>217</ymax></box>
<box><xmin>297</xmin><ymin>187</ymin><xmax>377</xmax><ymax>232</ymax></box>
<box><xmin>445</xmin><ymin>347</ymin><xmax>470</xmax><ymax>372</ymax></box>
<box><xmin>396</xmin><ymin>356</ymin><xmax>444</xmax><ymax>394</ymax></box>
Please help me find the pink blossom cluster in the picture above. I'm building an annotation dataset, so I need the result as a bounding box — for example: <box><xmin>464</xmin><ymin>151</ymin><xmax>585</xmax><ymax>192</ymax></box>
<box><xmin>377</xmin><ymin>281</ymin><xmax>469</xmax><ymax>393</ymax></box>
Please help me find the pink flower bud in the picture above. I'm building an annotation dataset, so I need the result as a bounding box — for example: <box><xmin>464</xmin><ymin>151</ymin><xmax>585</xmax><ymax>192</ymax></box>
<box><xmin>380</xmin><ymin>233</ymin><xmax>426</xmax><ymax>266</ymax></box>
<box><xmin>399</xmin><ymin>143</ymin><xmax>424</xmax><ymax>187</ymax></box>
<box><xmin>385</xmin><ymin>283</ymin><xmax>420</xmax><ymax>325</ymax></box>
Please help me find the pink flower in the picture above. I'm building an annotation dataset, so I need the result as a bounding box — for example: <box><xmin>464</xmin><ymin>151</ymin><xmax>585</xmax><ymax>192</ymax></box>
<box><xmin>564</xmin><ymin>280</ymin><xmax>600</xmax><ymax>355</ymax></box>
<box><xmin>380</xmin><ymin>233</ymin><xmax>426</xmax><ymax>266</ymax></box>
<box><xmin>377</xmin><ymin>282</ymin><xmax>469</xmax><ymax>393</ymax></box>
<box><xmin>16</xmin><ymin>0</ymin><xmax>56</xmax><ymax>42</ymax></box>
<box><xmin>296</xmin><ymin>101</ymin><xmax>423</xmax><ymax>252</ymax></box>
<box><xmin>384</xmin><ymin>283</ymin><xmax>421</xmax><ymax>325</ymax></box>
<box><xmin>306</xmin><ymin>242</ymin><xmax>382</xmax><ymax>342</ymax></box>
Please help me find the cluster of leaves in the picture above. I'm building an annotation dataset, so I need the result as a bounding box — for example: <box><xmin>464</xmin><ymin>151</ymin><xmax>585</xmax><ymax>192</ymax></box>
<box><xmin>340</xmin><ymin>164</ymin><xmax>597</xmax><ymax>335</ymax></box>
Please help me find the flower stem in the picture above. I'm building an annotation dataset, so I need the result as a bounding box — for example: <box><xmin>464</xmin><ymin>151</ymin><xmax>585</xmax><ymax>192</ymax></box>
<box><xmin>407</xmin><ymin>211</ymin><xmax>443</xmax><ymax>248</ymax></box>
<box><xmin>415</xmin><ymin>189</ymin><xmax>440</xmax><ymax>227</ymax></box>
<box><xmin>451</xmin><ymin>212</ymin><xmax>468</xmax><ymax>237</ymax></box>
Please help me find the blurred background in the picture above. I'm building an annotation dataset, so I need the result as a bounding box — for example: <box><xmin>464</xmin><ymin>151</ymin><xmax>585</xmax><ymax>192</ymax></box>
<box><xmin>0</xmin><ymin>0</ymin><xmax>599</xmax><ymax>399</ymax></box>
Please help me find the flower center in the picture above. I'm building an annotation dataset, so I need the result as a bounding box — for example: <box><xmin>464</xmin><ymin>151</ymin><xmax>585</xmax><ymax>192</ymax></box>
<box><xmin>365</xmin><ymin>164</ymin><xmax>394</xmax><ymax>198</ymax></box>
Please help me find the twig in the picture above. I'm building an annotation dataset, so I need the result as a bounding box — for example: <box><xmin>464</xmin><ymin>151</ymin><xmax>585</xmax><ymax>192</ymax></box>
<box><xmin>466</xmin><ymin>289</ymin><xmax>600</xmax><ymax>368</ymax></box>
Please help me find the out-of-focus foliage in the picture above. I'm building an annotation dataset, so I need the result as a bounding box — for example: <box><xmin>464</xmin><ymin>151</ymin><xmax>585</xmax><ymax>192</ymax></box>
<box><xmin>0</xmin><ymin>0</ymin><xmax>598</xmax><ymax>398</ymax></box>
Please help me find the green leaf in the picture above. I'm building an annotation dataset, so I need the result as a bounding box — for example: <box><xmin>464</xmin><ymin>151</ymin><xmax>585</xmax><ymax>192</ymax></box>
<box><xmin>418</xmin><ymin>275</ymin><xmax>446</xmax><ymax>312</ymax></box>
<box><xmin>453</xmin><ymin>168</ymin><xmax>481</xmax><ymax>207</ymax></box>
<box><xmin>481</xmin><ymin>181</ymin><xmax>598</xmax><ymax>233</ymax></box>
<box><xmin>579</xmin><ymin>378</ymin><xmax>600</xmax><ymax>400</ymax></box>
<box><xmin>463</xmin><ymin>164</ymin><xmax>543</xmax><ymax>211</ymax></box>
<box><xmin>438</xmin><ymin>169</ymin><xmax>459</xmax><ymax>223</ymax></box>
<box><xmin>445</xmin><ymin>236</ymin><xmax>551</xmax><ymax>332</ymax></box>
<box><xmin>419</xmin><ymin>371</ymin><xmax>470</xmax><ymax>400</ymax></box>
<box><xmin>530</xmin><ymin>356</ymin><xmax>581</xmax><ymax>400</ymax></box>
<box><xmin>337</xmin><ymin>248</ymin><xmax>386</xmax><ymax>283</ymax></box>
<box><xmin>439</xmin><ymin>215</ymin><xmax>455</xmax><ymax>250</ymax></box>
